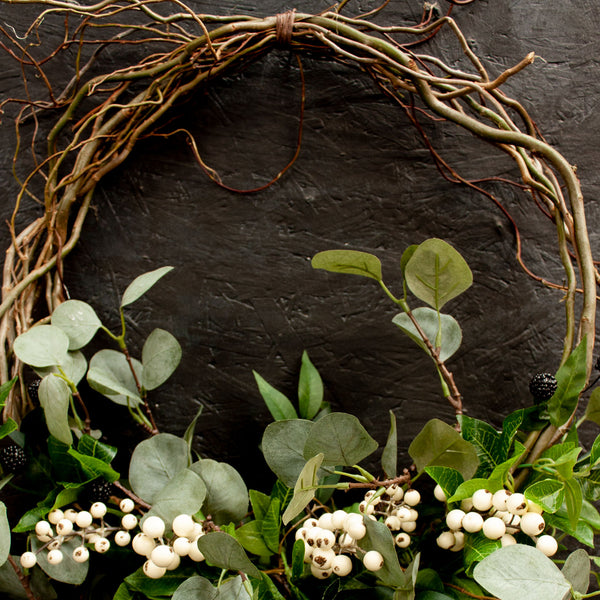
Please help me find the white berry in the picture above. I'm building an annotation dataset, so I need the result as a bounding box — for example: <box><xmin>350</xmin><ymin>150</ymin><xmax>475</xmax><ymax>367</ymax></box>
<box><xmin>311</xmin><ymin>548</ymin><xmax>335</xmax><ymax>570</ymax></box>
<box><xmin>385</xmin><ymin>516</ymin><xmax>401</xmax><ymax>531</ymax></box>
<box><xmin>188</xmin><ymin>540</ymin><xmax>205</xmax><ymax>562</ymax></box>
<box><xmin>63</xmin><ymin>509</ymin><xmax>78</xmax><ymax>522</ymax></box>
<box><xmin>47</xmin><ymin>549</ymin><xmax>63</xmax><ymax>565</ymax></box>
<box><xmin>75</xmin><ymin>511</ymin><xmax>93</xmax><ymax>529</ymax></box>
<box><xmin>526</xmin><ymin>500</ymin><xmax>544</xmax><ymax>514</ymax></box>
<box><xmin>94</xmin><ymin>538</ymin><xmax>110</xmax><ymax>553</ymax></box>
<box><xmin>166</xmin><ymin>552</ymin><xmax>181</xmax><ymax>570</ymax></box>
<box><xmin>90</xmin><ymin>502</ymin><xmax>107</xmax><ymax>519</ymax></box>
<box><xmin>401</xmin><ymin>520</ymin><xmax>417</xmax><ymax>533</ymax></box>
<box><xmin>520</xmin><ymin>512</ymin><xmax>545</xmax><ymax>536</ymax></box>
<box><xmin>310</xmin><ymin>564</ymin><xmax>332</xmax><ymax>579</ymax></box>
<box><xmin>121</xmin><ymin>514</ymin><xmax>138</xmax><ymax>530</ymax></box>
<box><xmin>472</xmin><ymin>489</ymin><xmax>493</xmax><ymax>512</ymax></box>
<box><xmin>56</xmin><ymin>519</ymin><xmax>73</xmax><ymax>535</ymax></box>
<box><xmin>173</xmin><ymin>537</ymin><xmax>191</xmax><ymax>556</ymax></box>
<box><xmin>318</xmin><ymin>513</ymin><xmax>335</xmax><ymax>531</ymax></box>
<box><xmin>437</xmin><ymin>531</ymin><xmax>456</xmax><ymax>550</ymax></box>
<box><xmin>114</xmin><ymin>531</ymin><xmax>131</xmax><ymax>547</ymax></box>
<box><xmin>395</xmin><ymin>532</ymin><xmax>411</xmax><ymax>548</ymax></box>
<box><xmin>492</xmin><ymin>490</ymin><xmax>510</xmax><ymax>511</ymax></box>
<box><xmin>143</xmin><ymin>560</ymin><xmax>166</xmax><ymax>579</ymax></box>
<box><xmin>120</xmin><ymin>498</ymin><xmax>135</xmax><ymax>513</ymax></box>
<box><xmin>332</xmin><ymin>554</ymin><xmax>352</xmax><ymax>576</ymax></box>
<box><xmin>446</xmin><ymin>509</ymin><xmax>465</xmax><ymax>531</ymax></box>
<box><xmin>433</xmin><ymin>484</ymin><xmax>446</xmax><ymax>502</ymax></box>
<box><xmin>346</xmin><ymin>521</ymin><xmax>366</xmax><ymax>540</ymax></box>
<box><xmin>150</xmin><ymin>544</ymin><xmax>175</xmax><ymax>568</ymax></box>
<box><xmin>132</xmin><ymin>533</ymin><xmax>156</xmax><ymax>557</ymax></box>
<box><xmin>20</xmin><ymin>552</ymin><xmax>37</xmax><ymax>568</ymax></box>
<box><xmin>72</xmin><ymin>546</ymin><xmax>89</xmax><ymax>563</ymax></box>
<box><xmin>331</xmin><ymin>510</ymin><xmax>348</xmax><ymax>530</ymax></box>
<box><xmin>396</xmin><ymin>507</ymin><xmax>412</xmax><ymax>521</ymax></box>
<box><xmin>500</xmin><ymin>533</ymin><xmax>517</xmax><ymax>546</ymax></box>
<box><xmin>359</xmin><ymin>501</ymin><xmax>374</xmax><ymax>515</ymax></box>
<box><xmin>482</xmin><ymin>517</ymin><xmax>506</xmax><ymax>540</ymax></box>
<box><xmin>404</xmin><ymin>489</ymin><xmax>421</xmax><ymax>506</ymax></box>
<box><xmin>451</xmin><ymin>531</ymin><xmax>465</xmax><ymax>551</ymax></box>
<box><xmin>536</xmin><ymin>534</ymin><xmax>558</xmax><ymax>557</ymax></box>
<box><xmin>47</xmin><ymin>510</ymin><xmax>64</xmax><ymax>525</ymax></box>
<box><xmin>172</xmin><ymin>514</ymin><xmax>195</xmax><ymax>538</ymax></box>
<box><xmin>506</xmin><ymin>493</ymin><xmax>528</xmax><ymax>515</ymax></box>
<box><xmin>363</xmin><ymin>550</ymin><xmax>384</xmax><ymax>572</ymax></box>
<box><xmin>462</xmin><ymin>512</ymin><xmax>484</xmax><ymax>533</ymax></box>
<box><xmin>338</xmin><ymin>533</ymin><xmax>355</xmax><ymax>548</ymax></box>
<box><xmin>35</xmin><ymin>521</ymin><xmax>52</xmax><ymax>537</ymax></box>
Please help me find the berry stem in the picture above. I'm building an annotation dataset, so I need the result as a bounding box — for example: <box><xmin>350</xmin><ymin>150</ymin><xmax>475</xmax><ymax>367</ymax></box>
<box><xmin>112</xmin><ymin>480</ymin><xmax>152</xmax><ymax>510</ymax></box>
<box><xmin>7</xmin><ymin>555</ymin><xmax>38</xmax><ymax>600</ymax></box>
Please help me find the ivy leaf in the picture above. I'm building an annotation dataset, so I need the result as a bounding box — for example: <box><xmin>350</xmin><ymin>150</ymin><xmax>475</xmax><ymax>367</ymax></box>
<box><xmin>425</xmin><ymin>466</ymin><xmax>464</xmax><ymax>499</ymax></box>
<box><xmin>262</xmin><ymin>498</ymin><xmax>281</xmax><ymax>554</ymax></box>
<box><xmin>13</xmin><ymin>325</ymin><xmax>70</xmax><ymax>368</ymax></box>
<box><xmin>498</xmin><ymin>410</ymin><xmax>524</xmax><ymax>461</ymax></box>
<box><xmin>141</xmin><ymin>329</ymin><xmax>182</xmax><ymax>390</ymax></box>
<box><xmin>51</xmin><ymin>300</ymin><xmax>102</xmax><ymax>350</ymax></box>
<box><xmin>564</xmin><ymin>478</ymin><xmax>583</xmax><ymax>529</ymax></box>
<box><xmin>67</xmin><ymin>449</ymin><xmax>119</xmax><ymax>482</ymax></box>
<box><xmin>39</xmin><ymin>375</ymin><xmax>72</xmax><ymax>446</ymax></box>
<box><xmin>463</xmin><ymin>531</ymin><xmax>501</xmax><ymax>575</ymax></box>
<box><xmin>311</xmin><ymin>249</ymin><xmax>382</xmax><ymax>281</ymax></box>
<box><xmin>392</xmin><ymin>308</ymin><xmax>462</xmax><ymax>362</ymax></box>
<box><xmin>282</xmin><ymin>453</ymin><xmax>324</xmax><ymax>524</ymax></box>
<box><xmin>448</xmin><ymin>478</ymin><xmax>499</xmax><ymax>504</ymax></box>
<box><xmin>249</xmin><ymin>490</ymin><xmax>271</xmax><ymax>522</ymax></box>
<box><xmin>253</xmin><ymin>371</ymin><xmax>297</xmax><ymax>421</ymax></box>
<box><xmin>404</xmin><ymin>239</ymin><xmax>472</xmax><ymax>310</ymax></box>
<box><xmin>189</xmin><ymin>459</ymin><xmax>248</xmax><ymax>525</ymax></box>
<box><xmin>548</xmin><ymin>337</ymin><xmax>587</xmax><ymax>427</ymax></box>
<box><xmin>120</xmin><ymin>266</ymin><xmax>174</xmax><ymax>308</ymax></box>
<box><xmin>459</xmin><ymin>415</ymin><xmax>502</xmax><ymax>476</ymax></box>
<box><xmin>473</xmin><ymin>544</ymin><xmax>570</xmax><ymax>600</ymax></box>
<box><xmin>129</xmin><ymin>433</ymin><xmax>189</xmax><ymax>503</ymax></box>
<box><xmin>303</xmin><ymin>412</ymin><xmax>378</xmax><ymax>466</ymax></box>
<box><xmin>87</xmin><ymin>349</ymin><xmax>142</xmax><ymax>406</ymax></box>
<box><xmin>196</xmin><ymin>531</ymin><xmax>261</xmax><ymax>578</ymax></box>
<box><xmin>544</xmin><ymin>511</ymin><xmax>594</xmax><ymax>547</ymax></box>
<box><xmin>381</xmin><ymin>411</ymin><xmax>397</xmax><ymax>478</ymax></box>
<box><xmin>408</xmin><ymin>419</ymin><xmax>479</xmax><ymax>479</ymax></box>
<box><xmin>524</xmin><ymin>479</ymin><xmax>565</xmax><ymax>513</ymax></box>
<box><xmin>297</xmin><ymin>351</ymin><xmax>323</xmax><ymax>420</ymax></box>
<box><xmin>77</xmin><ymin>435</ymin><xmax>117</xmax><ymax>464</ymax></box>
<box><xmin>236</xmin><ymin>520</ymin><xmax>272</xmax><ymax>557</ymax></box>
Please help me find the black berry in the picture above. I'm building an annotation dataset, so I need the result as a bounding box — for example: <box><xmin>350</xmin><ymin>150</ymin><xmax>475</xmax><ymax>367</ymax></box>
<box><xmin>86</xmin><ymin>478</ymin><xmax>112</xmax><ymax>504</ymax></box>
<box><xmin>28</xmin><ymin>379</ymin><xmax>41</xmax><ymax>403</ymax></box>
<box><xmin>0</xmin><ymin>445</ymin><xmax>27</xmax><ymax>473</ymax></box>
<box><xmin>529</xmin><ymin>373</ymin><xmax>558</xmax><ymax>402</ymax></box>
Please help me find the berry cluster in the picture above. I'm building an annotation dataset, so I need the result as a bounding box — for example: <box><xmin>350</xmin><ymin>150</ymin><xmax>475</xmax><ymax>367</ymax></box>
<box><xmin>20</xmin><ymin>499</ymin><xmax>131</xmax><ymax>569</ymax></box>
<box><xmin>132</xmin><ymin>513</ymin><xmax>207</xmax><ymax>579</ymax></box>
<box><xmin>295</xmin><ymin>512</ymin><xmax>384</xmax><ymax>580</ymax></box>
<box><xmin>0</xmin><ymin>445</ymin><xmax>27</xmax><ymax>474</ymax></box>
<box><xmin>434</xmin><ymin>486</ymin><xmax>557</xmax><ymax>557</ymax></box>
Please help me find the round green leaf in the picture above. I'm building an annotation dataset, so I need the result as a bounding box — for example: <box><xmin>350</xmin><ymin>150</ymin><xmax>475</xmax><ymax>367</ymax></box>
<box><xmin>35</xmin><ymin>350</ymin><xmax>87</xmax><ymax>386</ymax></box>
<box><xmin>303</xmin><ymin>412</ymin><xmax>378</xmax><ymax>466</ymax></box>
<box><xmin>262</xmin><ymin>419</ymin><xmax>313</xmax><ymax>487</ymax></box>
<box><xmin>142</xmin><ymin>328</ymin><xmax>182</xmax><ymax>390</ymax></box>
<box><xmin>129</xmin><ymin>433</ymin><xmax>189</xmax><ymax>503</ymax></box>
<box><xmin>473</xmin><ymin>544</ymin><xmax>570</xmax><ymax>600</ymax></box>
<box><xmin>189</xmin><ymin>459</ymin><xmax>248</xmax><ymax>525</ymax></box>
<box><xmin>87</xmin><ymin>349</ymin><xmax>142</xmax><ymax>406</ymax></box>
<box><xmin>404</xmin><ymin>238</ymin><xmax>472</xmax><ymax>310</ymax></box>
<box><xmin>13</xmin><ymin>325</ymin><xmax>70</xmax><ymax>368</ymax></box>
<box><xmin>121</xmin><ymin>266</ymin><xmax>174</xmax><ymax>308</ymax></box>
<box><xmin>51</xmin><ymin>300</ymin><xmax>102</xmax><ymax>350</ymax></box>
<box><xmin>39</xmin><ymin>375</ymin><xmax>73</xmax><ymax>446</ymax></box>
<box><xmin>196</xmin><ymin>532</ymin><xmax>261</xmax><ymax>578</ymax></box>
<box><xmin>311</xmin><ymin>249</ymin><xmax>382</xmax><ymax>281</ymax></box>
<box><xmin>173</xmin><ymin>576</ymin><xmax>219</xmax><ymax>600</ymax></box>
<box><xmin>392</xmin><ymin>308</ymin><xmax>462</xmax><ymax>362</ymax></box>
<box><xmin>32</xmin><ymin>537</ymin><xmax>88</xmax><ymax>584</ymax></box>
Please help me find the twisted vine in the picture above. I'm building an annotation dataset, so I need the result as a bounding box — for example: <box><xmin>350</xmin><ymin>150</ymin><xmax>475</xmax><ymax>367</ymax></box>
<box><xmin>0</xmin><ymin>0</ymin><xmax>597</xmax><ymax>433</ymax></box>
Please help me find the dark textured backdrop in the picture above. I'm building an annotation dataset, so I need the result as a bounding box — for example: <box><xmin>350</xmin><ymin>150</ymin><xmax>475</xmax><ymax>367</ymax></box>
<box><xmin>1</xmin><ymin>0</ymin><xmax>599</xmax><ymax>487</ymax></box>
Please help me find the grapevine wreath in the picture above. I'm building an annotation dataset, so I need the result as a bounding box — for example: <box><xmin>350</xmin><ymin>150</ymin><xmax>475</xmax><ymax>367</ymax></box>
<box><xmin>0</xmin><ymin>1</ymin><xmax>599</xmax><ymax>599</ymax></box>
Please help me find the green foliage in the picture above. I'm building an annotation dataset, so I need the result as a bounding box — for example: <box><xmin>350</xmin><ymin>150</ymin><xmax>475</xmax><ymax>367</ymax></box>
<box><xmin>282</xmin><ymin>453</ymin><xmax>324</xmax><ymax>524</ymax></box>
<box><xmin>141</xmin><ymin>328</ymin><xmax>182</xmax><ymax>390</ymax></box>
<box><xmin>13</xmin><ymin>325</ymin><xmax>70</xmax><ymax>368</ymax></box>
<box><xmin>382</xmin><ymin>411</ymin><xmax>397</xmax><ymax>478</ymax></box>
<box><xmin>197</xmin><ymin>532</ymin><xmax>261</xmax><ymax>578</ymax></box>
<box><xmin>120</xmin><ymin>265</ymin><xmax>174</xmax><ymax>308</ymax></box>
<box><xmin>253</xmin><ymin>372</ymin><xmax>297</xmax><ymax>421</ymax></box>
<box><xmin>51</xmin><ymin>300</ymin><xmax>102</xmax><ymax>350</ymax></box>
<box><xmin>311</xmin><ymin>249</ymin><xmax>382</xmax><ymax>281</ymax></box>
<box><xmin>87</xmin><ymin>349</ymin><xmax>143</xmax><ymax>406</ymax></box>
<box><xmin>39</xmin><ymin>375</ymin><xmax>72</xmax><ymax>446</ymax></box>
<box><xmin>298</xmin><ymin>351</ymin><xmax>323</xmax><ymax>420</ymax></box>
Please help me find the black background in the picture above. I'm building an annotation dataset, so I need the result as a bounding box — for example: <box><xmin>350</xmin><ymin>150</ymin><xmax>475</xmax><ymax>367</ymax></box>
<box><xmin>1</xmin><ymin>0</ymin><xmax>600</xmax><ymax>489</ymax></box>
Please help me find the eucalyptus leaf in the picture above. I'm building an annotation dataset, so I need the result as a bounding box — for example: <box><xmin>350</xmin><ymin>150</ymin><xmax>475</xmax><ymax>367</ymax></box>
<box><xmin>144</xmin><ymin>468</ymin><xmax>206</xmax><ymax>526</ymax></box>
<box><xmin>35</xmin><ymin>350</ymin><xmax>87</xmax><ymax>386</ymax></box>
<box><xmin>129</xmin><ymin>433</ymin><xmax>189</xmax><ymax>503</ymax></box>
<box><xmin>262</xmin><ymin>419</ymin><xmax>313</xmax><ymax>487</ymax></box>
<box><xmin>282</xmin><ymin>453</ymin><xmax>324</xmax><ymax>524</ymax></box>
<box><xmin>0</xmin><ymin>559</ymin><xmax>29</xmax><ymax>599</ymax></box>
<box><xmin>13</xmin><ymin>325</ymin><xmax>70</xmax><ymax>368</ymax></box>
<box><xmin>184</xmin><ymin>405</ymin><xmax>203</xmax><ymax>463</ymax></box>
<box><xmin>87</xmin><ymin>349</ymin><xmax>142</xmax><ymax>406</ymax></box>
<box><xmin>253</xmin><ymin>371</ymin><xmax>297</xmax><ymax>421</ymax></box>
<box><xmin>189</xmin><ymin>458</ymin><xmax>248</xmax><ymax>525</ymax></box>
<box><xmin>408</xmin><ymin>419</ymin><xmax>479</xmax><ymax>479</ymax></box>
<box><xmin>311</xmin><ymin>249</ymin><xmax>382</xmax><ymax>281</ymax></box>
<box><xmin>121</xmin><ymin>266</ymin><xmax>174</xmax><ymax>308</ymax></box>
<box><xmin>303</xmin><ymin>412</ymin><xmax>378</xmax><ymax>466</ymax></box>
<box><xmin>361</xmin><ymin>517</ymin><xmax>406</xmax><ymax>588</ymax></box>
<box><xmin>381</xmin><ymin>411</ymin><xmax>397</xmax><ymax>478</ymax></box>
<box><xmin>548</xmin><ymin>337</ymin><xmax>587</xmax><ymax>427</ymax></box>
<box><xmin>0</xmin><ymin>503</ymin><xmax>9</xmax><ymax>565</ymax></box>
<box><xmin>125</xmin><ymin>565</ymin><xmax>196</xmax><ymax>597</ymax></box>
<box><xmin>51</xmin><ymin>300</ymin><xmax>102</xmax><ymax>350</ymax></box>
<box><xmin>298</xmin><ymin>351</ymin><xmax>323</xmax><ymax>420</ymax></box>
<box><xmin>473</xmin><ymin>544</ymin><xmax>571</xmax><ymax>600</ymax></box>
<box><xmin>173</xmin><ymin>576</ymin><xmax>219</xmax><ymax>600</ymax></box>
<box><xmin>39</xmin><ymin>375</ymin><xmax>72</xmax><ymax>446</ymax></box>
<box><xmin>196</xmin><ymin>531</ymin><xmax>261</xmax><ymax>578</ymax></box>
<box><xmin>562</xmin><ymin>548</ymin><xmax>590</xmax><ymax>594</ymax></box>
<box><xmin>392</xmin><ymin>308</ymin><xmax>462</xmax><ymax>362</ymax></box>
<box><xmin>142</xmin><ymin>328</ymin><xmax>182</xmax><ymax>390</ymax></box>
<box><xmin>404</xmin><ymin>239</ymin><xmax>472</xmax><ymax>310</ymax></box>
<box><xmin>32</xmin><ymin>537</ymin><xmax>89</xmax><ymax>585</ymax></box>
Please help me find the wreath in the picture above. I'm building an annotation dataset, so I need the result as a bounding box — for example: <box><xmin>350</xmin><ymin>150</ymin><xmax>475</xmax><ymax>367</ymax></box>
<box><xmin>0</xmin><ymin>1</ymin><xmax>599</xmax><ymax>599</ymax></box>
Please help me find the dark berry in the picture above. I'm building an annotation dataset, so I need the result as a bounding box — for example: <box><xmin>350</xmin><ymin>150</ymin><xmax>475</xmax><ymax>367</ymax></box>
<box><xmin>28</xmin><ymin>379</ymin><xmax>41</xmax><ymax>403</ymax></box>
<box><xmin>529</xmin><ymin>373</ymin><xmax>558</xmax><ymax>402</ymax></box>
<box><xmin>0</xmin><ymin>445</ymin><xmax>27</xmax><ymax>473</ymax></box>
<box><xmin>86</xmin><ymin>478</ymin><xmax>113</xmax><ymax>504</ymax></box>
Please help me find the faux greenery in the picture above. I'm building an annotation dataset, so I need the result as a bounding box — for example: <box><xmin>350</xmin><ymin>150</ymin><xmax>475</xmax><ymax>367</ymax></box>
<box><xmin>0</xmin><ymin>1</ymin><xmax>599</xmax><ymax>599</ymax></box>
